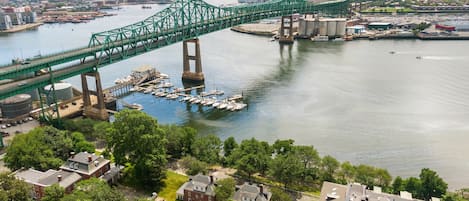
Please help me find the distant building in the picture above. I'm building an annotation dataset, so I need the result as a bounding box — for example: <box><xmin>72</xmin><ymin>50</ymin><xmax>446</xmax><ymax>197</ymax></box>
<box><xmin>0</xmin><ymin>11</ymin><xmax>13</xmax><ymax>30</ymax></box>
<box><xmin>14</xmin><ymin>169</ymin><xmax>81</xmax><ymax>201</ymax></box>
<box><xmin>176</xmin><ymin>174</ymin><xmax>216</xmax><ymax>201</ymax></box>
<box><xmin>233</xmin><ymin>182</ymin><xmax>272</xmax><ymax>201</ymax></box>
<box><xmin>367</xmin><ymin>22</ymin><xmax>393</xmax><ymax>30</ymax></box>
<box><xmin>60</xmin><ymin>152</ymin><xmax>111</xmax><ymax>179</ymax></box>
<box><xmin>319</xmin><ymin>181</ymin><xmax>426</xmax><ymax>201</ymax></box>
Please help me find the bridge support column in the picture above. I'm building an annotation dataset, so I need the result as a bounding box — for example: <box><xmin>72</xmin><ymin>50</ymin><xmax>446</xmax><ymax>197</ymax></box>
<box><xmin>81</xmin><ymin>71</ymin><xmax>109</xmax><ymax>121</ymax></box>
<box><xmin>279</xmin><ymin>15</ymin><xmax>294</xmax><ymax>44</ymax></box>
<box><xmin>182</xmin><ymin>38</ymin><xmax>204</xmax><ymax>83</ymax></box>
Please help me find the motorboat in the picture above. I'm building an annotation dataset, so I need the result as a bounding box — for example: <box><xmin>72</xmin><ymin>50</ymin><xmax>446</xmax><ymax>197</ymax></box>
<box><xmin>311</xmin><ymin>35</ymin><xmax>329</xmax><ymax>42</ymax></box>
<box><xmin>212</xmin><ymin>101</ymin><xmax>221</xmax><ymax>108</ymax></box>
<box><xmin>181</xmin><ymin>96</ymin><xmax>191</xmax><ymax>102</ymax></box>
<box><xmin>124</xmin><ymin>103</ymin><xmax>143</xmax><ymax>110</ymax></box>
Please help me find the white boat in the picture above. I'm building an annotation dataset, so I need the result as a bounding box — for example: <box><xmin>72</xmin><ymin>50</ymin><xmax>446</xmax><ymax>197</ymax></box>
<box><xmin>200</xmin><ymin>92</ymin><xmax>209</xmax><ymax>97</ymax></box>
<box><xmin>157</xmin><ymin>92</ymin><xmax>167</xmax><ymax>97</ymax></box>
<box><xmin>166</xmin><ymin>94</ymin><xmax>179</xmax><ymax>100</ymax></box>
<box><xmin>129</xmin><ymin>87</ymin><xmax>137</xmax><ymax>92</ymax></box>
<box><xmin>143</xmin><ymin>88</ymin><xmax>152</xmax><ymax>94</ymax></box>
<box><xmin>212</xmin><ymin>101</ymin><xmax>221</xmax><ymax>108</ymax></box>
<box><xmin>228</xmin><ymin>94</ymin><xmax>243</xmax><ymax>101</ymax></box>
<box><xmin>234</xmin><ymin>103</ymin><xmax>247</xmax><ymax>111</ymax></box>
<box><xmin>333</xmin><ymin>37</ymin><xmax>345</xmax><ymax>42</ymax></box>
<box><xmin>181</xmin><ymin>96</ymin><xmax>191</xmax><ymax>102</ymax></box>
<box><xmin>204</xmin><ymin>97</ymin><xmax>217</xmax><ymax>106</ymax></box>
<box><xmin>159</xmin><ymin>73</ymin><xmax>169</xmax><ymax>79</ymax></box>
<box><xmin>193</xmin><ymin>98</ymin><xmax>202</xmax><ymax>104</ymax></box>
<box><xmin>124</xmin><ymin>103</ymin><xmax>143</xmax><ymax>110</ymax></box>
<box><xmin>311</xmin><ymin>35</ymin><xmax>329</xmax><ymax>42</ymax></box>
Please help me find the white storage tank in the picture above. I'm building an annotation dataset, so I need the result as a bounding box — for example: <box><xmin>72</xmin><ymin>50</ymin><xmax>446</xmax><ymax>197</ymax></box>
<box><xmin>319</xmin><ymin>20</ymin><xmax>328</xmax><ymax>36</ymax></box>
<box><xmin>0</xmin><ymin>94</ymin><xmax>32</xmax><ymax>118</ymax></box>
<box><xmin>44</xmin><ymin>83</ymin><xmax>73</xmax><ymax>104</ymax></box>
<box><xmin>298</xmin><ymin>19</ymin><xmax>307</xmax><ymax>36</ymax></box>
<box><xmin>336</xmin><ymin>20</ymin><xmax>346</xmax><ymax>37</ymax></box>
<box><xmin>327</xmin><ymin>20</ymin><xmax>337</xmax><ymax>37</ymax></box>
<box><xmin>306</xmin><ymin>20</ymin><xmax>316</xmax><ymax>36</ymax></box>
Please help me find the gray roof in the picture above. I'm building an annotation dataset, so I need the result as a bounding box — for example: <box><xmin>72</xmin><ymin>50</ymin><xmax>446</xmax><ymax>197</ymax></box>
<box><xmin>15</xmin><ymin>169</ymin><xmax>81</xmax><ymax>188</ymax></box>
<box><xmin>233</xmin><ymin>182</ymin><xmax>271</xmax><ymax>201</ymax></box>
<box><xmin>183</xmin><ymin>174</ymin><xmax>216</xmax><ymax>196</ymax></box>
<box><xmin>345</xmin><ymin>183</ymin><xmax>423</xmax><ymax>201</ymax></box>
<box><xmin>320</xmin><ymin>182</ymin><xmax>348</xmax><ymax>201</ymax></box>
<box><xmin>60</xmin><ymin>152</ymin><xmax>110</xmax><ymax>175</ymax></box>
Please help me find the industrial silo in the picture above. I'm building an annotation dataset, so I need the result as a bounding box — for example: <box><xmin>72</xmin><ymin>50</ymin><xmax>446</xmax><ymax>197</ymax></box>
<box><xmin>44</xmin><ymin>83</ymin><xmax>73</xmax><ymax>104</ymax></box>
<box><xmin>327</xmin><ymin>20</ymin><xmax>337</xmax><ymax>37</ymax></box>
<box><xmin>306</xmin><ymin>19</ymin><xmax>315</xmax><ymax>36</ymax></box>
<box><xmin>319</xmin><ymin>20</ymin><xmax>328</xmax><ymax>36</ymax></box>
<box><xmin>298</xmin><ymin>18</ymin><xmax>307</xmax><ymax>36</ymax></box>
<box><xmin>0</xmin><ymin>94</ymin><xmax>32</xmax><ymax>118</ymax></box>
<box><xmin>336</xmin><ymin>20</ymin><xmax>346</xmax><ymax>37</ymax></box>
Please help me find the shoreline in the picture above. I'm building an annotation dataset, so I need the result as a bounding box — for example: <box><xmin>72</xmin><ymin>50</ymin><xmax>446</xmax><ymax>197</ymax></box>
<box><xmin>0</xmin><ymin>22</ymin><xmax>43</xmax><ymax>34</ymax></box>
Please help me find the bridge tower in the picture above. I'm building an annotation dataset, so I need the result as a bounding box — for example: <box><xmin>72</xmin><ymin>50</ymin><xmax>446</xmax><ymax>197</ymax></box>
<box><xmin>182</xmin><ymin>38</ymin><xmax>204</xmax><ymax>83</ymax></box>
<box><xmin>81</xmin><ymin>71</ymin><xmax>109</xmax><ymax>121</ymax></box>
<box><xmin>279</xmin><ymin>15</ymin><xmax>294</xmax><ymax>44</ymax></box>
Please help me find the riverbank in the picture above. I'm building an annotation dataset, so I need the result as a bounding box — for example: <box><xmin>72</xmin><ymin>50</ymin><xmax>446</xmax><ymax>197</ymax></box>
<box><xmin>0</xmin><ymin>22</ymin><xmax>43</xmax><ymax>34</ymax></box>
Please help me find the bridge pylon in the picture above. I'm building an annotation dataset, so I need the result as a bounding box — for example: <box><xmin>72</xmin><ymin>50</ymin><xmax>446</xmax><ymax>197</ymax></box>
<box><xmin>182</xmin><ymin>38</ymin><xmax>204</xmax><ymax>83</ymax></box>
<box><xmin>279</xmin><ymin>15</ymin><xmax>294</xmax><ymax>44</ymax></box>
<box><xmin>81</xmin><ymin>71</ymin><xmax>109</xmax><ymax>121</ymax></box>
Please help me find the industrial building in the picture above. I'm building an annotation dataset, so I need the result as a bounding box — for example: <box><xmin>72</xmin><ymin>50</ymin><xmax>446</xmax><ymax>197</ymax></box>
<box><xmin>298</xmin><ymin>16</ymin><xmax>346</xmax><ymax>39</ymax></box>
<box><xmin>0</xmin><ymin>11</ymin><xmax>13</xmax><ymax>30</ymax></box>
<box><xmin>0</xmin><ymin>94</ymin><xmax>32</xmax><ymax>119</ymax></box>
<box><xmin>367</xmin><ymin>22</ymin><xmax>393</xmax><ymax>30</ymax></box>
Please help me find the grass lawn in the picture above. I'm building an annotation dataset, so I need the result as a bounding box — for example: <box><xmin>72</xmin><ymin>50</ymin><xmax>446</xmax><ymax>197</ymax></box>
<box><xmin>158</xmin><ymin>171</ymin><xmax>189</xmax><ymax>201</ymax></box>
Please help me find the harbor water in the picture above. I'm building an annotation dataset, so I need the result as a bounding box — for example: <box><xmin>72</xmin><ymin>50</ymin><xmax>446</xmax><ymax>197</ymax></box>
<box><xmin>1</xmin><ymin>3</ymin><xmax>469</xmax><ymax>189</ymax></box>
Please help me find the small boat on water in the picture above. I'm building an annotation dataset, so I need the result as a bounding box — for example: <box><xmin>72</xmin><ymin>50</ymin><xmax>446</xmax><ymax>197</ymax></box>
<box><xmin>181</xmin><ymin>96</ymin><xmax>191</xmax><ymax>102</ymax></box>
<box><xmin>204</xmin><ymin>97</ymin><xmax>217</xmax><ymax>106</ymax></box>
<box><xmin>143</xmin><ymin>88</ymin><xmax>153</xmax><ymax>94</ymax></box>
<box><xmin>212</xmin><ymin>101</ymin><xmax>221</xmax><ymax>108</ymax></box>
<box><xmin>125</xmin><ymin>103</ymin><xmax>143</xmax><ymax>110</ymax></box>
<box><xmin>161</xmin><ymin>82</ymin><xmax>174</xmax><ymax>88</ymax></box>
<box><xmin>159</xmin><ymin>73</ymin><xmax>169</xmax><ymax>79</ymax></box>
<box><xmin>311</xmin><ymin>35</ymin><xmax>329</xmax><ymax>42</ymax></box>
<box><xmin>166</xmin><ymin>94</ymin><xmax>179</xmax><ymax>100</ymax></box>
<box><xmin>228</xmin><ymin>94</ymin><xmax>243</xmax><ymax>101</ymax></box>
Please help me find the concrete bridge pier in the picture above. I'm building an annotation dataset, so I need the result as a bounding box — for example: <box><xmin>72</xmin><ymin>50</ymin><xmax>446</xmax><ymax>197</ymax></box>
<box><xmin>279</xmin><ymin>15</ymin><xmax>294</xmax><ymax>44</ymax></box>
<box><xmin>81</xmin><ymin>71</ymin><xmax>109</xmax><ymax>121</ymax></box>
<box><xmin>182</xmin><ymin>38</ymin><xmax>204</xmax><ymax>83</ymax></box>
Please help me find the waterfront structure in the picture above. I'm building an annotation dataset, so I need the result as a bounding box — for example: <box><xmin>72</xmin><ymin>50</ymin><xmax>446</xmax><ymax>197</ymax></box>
<box><xmin>14</xmin><ymin>169</ymin><xmax>81</xmax><ymax>200</ymax></box>
<box><xmin>367</xmin><ymin>22</ymin><xmax>393</xmax><ymax>30</ymax></box>
<box><xmin>60</xmin><ymin>152</ymin><xmax>111</xmax><ymax>179</ymax></box>
<box><xmin>320</xmin><ymin>181</ymin><xmax>427</xmax><ymax>201</ymax></box>
<box><xmin>298</xmin><ymin>16</ymin><xmax>347</xmax><ymax>38</ymax></box>
<box><xmin>176</xmin><ymin>174</ymin><xmax>216</xmax><ymax>201</ymax></box>
<box><xmin>0</xmin><ymin>0</ymin><xmax>349</xmax><ymax>121</ymax></box>
<box><xmin>0</xmin><ymin>11</ymin><xmax>13</xmax><ymax>30</ymax></box>
<box><xmin>233</xmin><ymin>183</ymin><xmax>272</xmax><ymax>201</ymax></box>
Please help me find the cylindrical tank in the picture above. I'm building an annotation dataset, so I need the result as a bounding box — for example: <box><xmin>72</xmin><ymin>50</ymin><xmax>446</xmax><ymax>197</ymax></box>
<box><xmin>0</xmin><ymin>94</ymin><xmax>32</xmax><ymax>118</ymax></box>
<box><xmin>44</xmin><ymin>83</ymin><xmax>73</xmax><ymax>103</ymax></box>
<box><xmin>327</xmin><ymin>20</ymin><xmax>337</xmax><ymax>37</ymax></box>
<box><xmin>319</xmin><ymin>20</ymin><xmax>328</xmax><ymax>36</ymax></box>
<box><xmin>336</xmin><ymin>20</ymin><xmax>346</xmax><ymax>37</ymax></box>
<box><xmin>298</xmin><ymin>19</ymin><xmax>306</xmax><ymax>36</ymax></box>
<box><xmin>306</xmin><ymin>20</ymin><xmax>315</xmax><ymax>36</ymax></box>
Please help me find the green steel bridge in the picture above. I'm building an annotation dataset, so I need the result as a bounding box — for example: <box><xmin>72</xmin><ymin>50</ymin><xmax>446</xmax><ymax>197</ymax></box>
<box><xmin>0</xmin><ymin>0</ymin><xmax>348</xmax><ymax>100</ymax></box>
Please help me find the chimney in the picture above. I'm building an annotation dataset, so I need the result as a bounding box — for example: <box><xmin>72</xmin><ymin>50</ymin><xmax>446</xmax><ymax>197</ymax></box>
<box><xmin>57</xmin><ymin>175</ymin><xmax>62</xmax><ymax>182</ymax></box>
<box><xmin>210</xmin><ymin>175</ymin><xmax>214</xmax><ymax>184</ymax></box>
<box><xmin>88</xmin><ymin>155</ymin><xmax>92</xmax><ymax>163</ymax></box>
<box><xmin>70</xmin><ymin>152</ymin><xmax>75</xmax><ymax>158</ymax></box>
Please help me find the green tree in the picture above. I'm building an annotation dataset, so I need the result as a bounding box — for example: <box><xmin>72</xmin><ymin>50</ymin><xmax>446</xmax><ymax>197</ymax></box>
<box><xmin>442</xmin><ymin>193</ymin><xmax>467</xmax><ymax>201</ymax></box>
<box><xmin>228</xmin><ymin>138</ymin><xmax>272</xmax><ymax>178</ymax></box>
<box><xmin>5</xmin><ymin>127</ymin><xmax>65</xmax><ymax>171</ymax></box>
<box><xmin>61</xmin><ymin>178</ymin><xmax>125</xmax><ymax>201</ymax></box>
<box><xmin>420</xmin><ymin>168</ymin><xmax>448</xmax><ymax>200</ymax></box>
<box><xmin>223</xmin><ymin>136</ymin><xmax>238</xmax><ymax>158</ymax></box>
<box><xmin>42</xmin><ymin>184</ymin><xmax>65</xmax><ymax>201</ymax></box>
<box><xmin>162</xmin><ymin>125</ymin><xmax>196</xmax><ymax>158</ymax></box>
<box><xmin>71</xmin><ymin>132</ymin><xmax>95</xmax><ymax>153</ymax></box>
<box><xmin>269</xmin><ymin>153</ymin><xmax>302</xmax><ymax>188</ymax></box>
<box><xmin>404</xmin><ymin>177</ymin><xmax>422</xmax><ymax>199</ymax></box>
<box><xmin>272</xmin><ymin>139</ymin><xmax>294</xmax><ymax>155</ymax></box>
<box><xmin>392</xmin><ymin>176</ymin><xmax>405</xmax><ymax>194</ymax></box>
<box><xmin>375</xmin><ymin>168</ymin><xmax>392</xmax><ymax>188</ymax></box>
<box><xmin>294</xmin><ymin>146</ymin><xmax>321</xmax><ymax>185</ymax></box>
<box><xmin>337</xmin><ymin>161</ymin><xmax>356</xmax><ymax>184</ymax></box>
<box><xmin>180</xmin><ymin>156</ymin><xmax>209</xmax><ymax>175</ymax></box>
<box><xmin>0</xmin><ymin>172</ymin><xmax>31</xmax><ymax>201</ymax></box>
<box><xmin>320</xmin><ymin>155</ymin><xmax>340</xmax><ymax>182</ymax></box>
<box><xmin>271</xmin><ymin>188</ymin><xmax>291</xmax><ymax>201</ymax></box>
<box><xmin>215</xmin><ymin>178</ymin><xmax>236</xmax><ymax>201</ymax></box>
<box><xmin>107</xmin><ymin>110</ymin><xmax>167</xmax><ymax>190</ymax></box>
<box><xmin>191</xmin><ymin>134</ymin><xmax>222</xmax><ymax>164</ymax></box>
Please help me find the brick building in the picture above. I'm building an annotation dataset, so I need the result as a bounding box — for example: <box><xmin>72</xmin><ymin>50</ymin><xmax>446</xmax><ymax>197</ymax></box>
<box><xmin>60</xmin><ymin>152</ymin><xmax>111</xmax><ymax>179</ymax></box>
<box><xmin>177</xmin><ymin>174</ymin><xmax>217</xmax><ymax>201</ymax></box>
<box><xmin>15</xmin><ymin>169</ymin><xmax>81</xmax><ymax>201</ymax></box>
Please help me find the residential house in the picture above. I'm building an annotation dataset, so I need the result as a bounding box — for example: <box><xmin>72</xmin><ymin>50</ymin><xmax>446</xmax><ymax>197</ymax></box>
<box><xmin>319</xmin><ymin>181</ymin><xmax>425</xmax><ymax>201</ymax></box>
<box><xmin>176</xmin><ymin>174</ymin><xmax>217</xmax><ymax>201</ymax></box>
<box><xmin>233</xmin><ymin>182</ymin><xmax>272</xmax><ymax>201</ymax></box>
<box><xmin>14</xmin><ymin>168</ymin><xmax>81</xmax><ymax>201</ymax></box>
<box><xmin>60</xmin><ymin>152</ymin><xmax>111</xmax><ymax>179</ymax></box>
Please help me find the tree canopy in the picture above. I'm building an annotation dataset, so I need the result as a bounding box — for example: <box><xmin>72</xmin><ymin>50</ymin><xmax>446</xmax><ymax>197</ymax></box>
<box><xmin>215</xmin><ymin>178</ymin><xmax>236</xmax><ymax>201</ymax></box>
<box><xmin>61</xmin><ymin>178</ymin><xmax>125</xmax><ymax>201</ymax></box>
<box><xmin>0</xmin><ymin>172</ymin><xmax>31</xmax><ymax>201</ymax></box>
<box><xmin>107</xmin><ymin>110</ymin><xmax>167</xmax><ymax>190</ymax></box>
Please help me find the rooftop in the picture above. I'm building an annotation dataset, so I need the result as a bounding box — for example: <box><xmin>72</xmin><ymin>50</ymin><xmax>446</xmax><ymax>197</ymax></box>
<box><xmin>233</xmin><ymin>182</ymin><xmax>272</xmax><ymax>201</ymax></box>
<box><xmin>15</xmin><ymin>169</ymin><xmax>81</xmax><ymax>188</ymax></box>
<box><xmin>60</xmin><ymin>152</ymin><xmax>110</xmax><ymax>175</ymax></box>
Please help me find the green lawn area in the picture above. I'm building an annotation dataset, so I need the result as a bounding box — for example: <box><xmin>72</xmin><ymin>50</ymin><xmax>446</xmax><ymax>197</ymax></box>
<box><xmin>158</xmin><ymin>171</ymin><xmax>189</xmax><ymax>201</ymax></box>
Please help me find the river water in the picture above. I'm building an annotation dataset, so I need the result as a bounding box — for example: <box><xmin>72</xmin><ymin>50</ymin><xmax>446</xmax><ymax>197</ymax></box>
<box><xmin>1</xmin><ymin>3</ymin><xmax>469</xmax><ymax>189</ymax></box>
